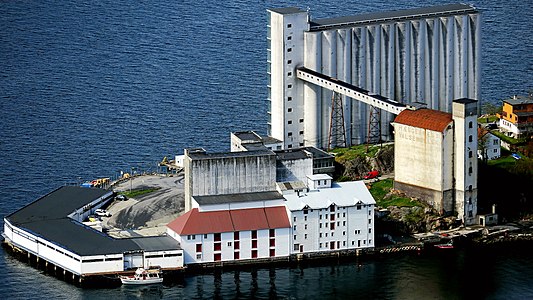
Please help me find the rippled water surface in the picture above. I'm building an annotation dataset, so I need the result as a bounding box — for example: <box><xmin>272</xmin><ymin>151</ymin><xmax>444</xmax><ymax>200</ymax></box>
<box><xmin>1</xmin><ymin>0</ymin><xmax>531</xmax><ymax>298</ymax></box>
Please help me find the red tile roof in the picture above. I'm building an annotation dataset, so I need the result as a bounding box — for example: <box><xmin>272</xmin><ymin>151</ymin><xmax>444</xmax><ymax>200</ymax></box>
<box><xmin>394</xmin><ymin>109</ymin><xmax>453</xmax><ymax>132</ymax></box>
<box><xmin>167</xmin><ymin>207</ymin><xmax>290</xmax><ymax>235</ymax></box>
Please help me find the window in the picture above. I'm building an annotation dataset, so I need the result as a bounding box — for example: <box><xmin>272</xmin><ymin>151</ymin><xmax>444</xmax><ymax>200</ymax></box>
<box><xmin>493</xmin><ymin>140</ymin><xmax>498</xmax><ymax>145</ymax></box>
<box><xmin>288</xmin><ymin>60</ymin><xmax>292</xmax><ymax>64</ymax></box>
<box><xmin>287</xmin><ymin>36</ymin><xmax>292</xmax><ymax>41</ymax></box>
<box><xmin>287</xmin><ymin>48</ymin><xmax>292</xmax><ymax>52</ymax></box>
<box><xmin>270</xmin><ymin>229</ymin><xmax>275</xmax><ymax>237</ymax></box>
<box><xmin>319</xmin><ymin>233</ymin><xmax>322</xmax><ymax>237</ymax></box>
<box><xmin>252</xmin><ymin>240</ymin><xmax>257</xmax><ymax>248</ymax></box>
<box><xmin>304</xmin><ymin>216</ymin><xmax>307</xmax><ymax>221</ymax></box>
<box><xmin>294</xmin><ymin>235</ymin><xmax>297</xmax><ymax>240</ymax></box>
<box><xmin>288</xmin><ymin>84</ymin><xmax>292</xmax><ymax>89</ymax></box>
<box><xmin>357</xmin><ymin>205</ymin><xmax>361</xmax><ymax>210</ymax></box>
<box><xmin>288</xmin><ymin>96</ymin><xmax>292</xmax><ymax>101</ymax></box>
<box><xmin>331</xmin><ymin>223</ymin><xmax>335</xmax><ymax>230</ymax></box>
<box><xmin>343</xmin><ymin>221</ymin><xmax>346</xmax><ymax>226</ymax></box>
<box><xmin>299</xmin><ymin>130</ymin><xmax>304</xmax><ymax>135</ymax></box>
<box><xmin>369</xmin><ymin>228</ymin><xmax>372</xmax><ymax>234</ymax></box>
<box><xmin>343</xmin><ymin>241</ymin><xmax>346</xmax><ymax>246</ymax></box>
<box><xmin>214</xmin><ymin>253</ymin><xmax>221</xmax><ymax>261</ymax></box>
<box><xmin>227</xmin><ymin>242</ymin><xmax>232</xmax><ymax>247</ymax></box>
<box><xmin>196</xmin><ymin>244</ymin><xmax>202</xmax><ymax>253</ymax></box>
<box><xmin>234</xmin><ymin>252</ymin><xmax>240</xmax><ymax>260</ymax></box>
<box><xmin>319</xmin><ymin>243</ymin><xmax>322</xmax><ymax>248</ymax></box>
<box><xmin>252</xmin><ymin>230</ymin><xmax>257</xmax><ymax>239</ymax></box>
<box><xmin>252</xmin><ymin>250</ymin><xmax>258</xmax><ymax>258</ymax></box>
<box><xmin>469</xmin><ymin>121</ymin><xmax>473</xmax><ymax>128</ymax></box>
<box><xmin>270</xmin><ymin>239</ymin><xmax>275</xmax><ymax>247</ymax></box>
<box><xmin>234</xmin><ymin>231</ymin><xmax>239</xmax><ymax>240</ymax></box>
<box><xmin>304</xmin><ymin>234</ymin><xmax>308</xmax><ymax>239</ymax></box>
<box><xmin>270</xmin><ymin>249</ymin><xmax>275</xmax><ymax>257</ymax></box>
<box><xmin>343</xmin><ymin>231</ymin><xmax>346</xmax><ymax>236</ymax></box>
<box><xmin>469</xmin><ymin>135</ymin><xmax>473</xmax><ymax>142</ymax></box>
<box><xmin>288</xmin><ymin>120</ymin><xmax>292</xmax><ymax>125</ymax></box>
<box><xmin>288</xmin><ymin>72</ymin><xmax>292</xmax><ymax>77</ymax></box>
<box><xmin>293</xmin><ymin>225</ymin><xmax>297</xmax><ymax>230</ymax></box>
<box><xmin>319</xmin><ymin>223</ymin><xmax>322</xmax><ymax>228</ymax></box>
<box><xmin>343</xmin><ymin>212</ymin><xmax>346</xmax><ymax>217</ymax></box>
<box><xmin>303</xmin><ymin>209</ymin><xmax>308</xmax><ymax>215</ymax></box>
<box><xmin>299</xmin><ymin>118</ymin><xmax>304</xmax><ymax>123</ymax></box>
<box><xmin>214</xmin><ymin>243</ymin><xmax>221</xmax><ymax>251</ymax></box>
<box><xmin>214</xmin><ymin>233</ymin><xmax>221</xmax><ymax>242</ymax></box>
<box><xmin>319</xmin><ymin>215</ymin><xmax>322</xmax><ymax>220</ymax></box>
<box><xmin>204</xmin><ymin>234</ymin><xmax>208</xmax><ymax>239</ymax></box>
<box><xmin>369</xmin><ymin>219</ymin><xmax>372</xmax><ymax>224</ymax></box>
<box><xmin>187</xmin><ymin>235</ymin><xmax>191</xmax><ymax>240</ymax></box>
<box><xmin>196</xmin><ymin>254</ymin><xmax>202</xmax><ymax>259</ymax></box>
<box><xmin>469</xmin><ymin>151</ymin><xmax>472</xmax><ymax>158</ymax></box>
<box><xmin>294</xmin><ymin>244</ymin><xmax>299</xmax><ymax>251</ymax></box>
<box><xmin>330</xmin><ymin>206</ymin><xmax>335</xmax><ymax>212</ymax></box>
<box><xmin>287</xmin><ymin>24</ymin><xmax>292</xmax><ymax>28</ymax></box>
<box><xmin>288</xmin><ymin>132</ymin><xmax>293</xmax><ymax>137</ymax></box>
<box><xmin>469</xmin><ymin>185</ymin><xmax>472</xmax><ymax>192</ymax></box>
<box><xmin>234</xmin><ymin>241</ymin><xmax>240</xmax><ymax>249</ymax></box>
<box><xmin>304</xmin><ymin>224</ymin><xmax>307</xmax><ymax>230</ymax></box>
<box><xmin>294</xmin><ymin>216</ymin><xmax>297</xmax><ymax>222</ymax></box>
<box><xmin>469</xmin><ymin>167</ymin><xmax>472</xmax><ymax>174</ymax></box>
<box><xmin>494</xmin><ymin>149</ymin><xmax>498</xmax><ymax>153</ymax></box>
<box><xmin>288</xmin><ymin>107</ymin><xmax>292</xmax><ymax>112</ymax></box>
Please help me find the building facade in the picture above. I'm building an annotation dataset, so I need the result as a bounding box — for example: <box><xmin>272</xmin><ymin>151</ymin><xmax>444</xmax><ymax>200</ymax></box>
<box><xmin>393</xmin><ymin>99</ymin><xmax>478</xmax><ymax>225</ymax></box>
<box><xmin>498</xmin><ymin>94</ymin><xmax>533</xmax><ymax>138</ymax></box>
<box><xmin>478</xmin><ymin>127</ymin><xmax>501</xmax><ymax>160</ymax></box>
<box><xmin>267</xmin><ymin>4</ymin><xmax>480</xmax><ymax>149</ymax></box>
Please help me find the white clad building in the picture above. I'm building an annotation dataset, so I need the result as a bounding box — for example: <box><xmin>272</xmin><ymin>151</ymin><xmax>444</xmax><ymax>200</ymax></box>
<box><xmin>267</xmin><ymin>4</ymin><xmax>480</xmax><ymax>148</ymax></box>
<box><xmin>284</xmin><ymin>175</ymin><xmax>376</xmax><ymax>253</ymax></box>
<box><xmin>478</xmin><ymin>128</ymin><xmax>501</xmax><ymax>160</ymax></box>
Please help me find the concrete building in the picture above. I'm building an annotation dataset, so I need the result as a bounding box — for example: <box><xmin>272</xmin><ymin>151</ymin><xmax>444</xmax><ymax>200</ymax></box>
<box><xmin>497</xmin><ymin>94</ymin><xmax>533</xmax><ymax>138</ymax></box>
<box><xmin>184</xmin><ymin>148</ymin><xmax>277</xmax><ymax>212</ymax></box>
<box><xmin>392</xmin><ymin>99</ymin><xmax>478</xmax><ymax>225</ymax></box>
<box><xmin>267</xmin><ymin>4</ymin><xmax>480</xmax><ymax>149</ymax></box>
<box><xmin>478</xmin><ymin>127</ymin><xmax>501</xmax><ymax>160</ymax></box>
<box><xmin>285</xmin><ymin>176</ymin><xmax>375</xmax><ymax>253</ymax></box>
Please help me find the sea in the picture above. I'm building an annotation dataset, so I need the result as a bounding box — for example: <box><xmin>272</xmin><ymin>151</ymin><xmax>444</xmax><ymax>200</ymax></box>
<box><xmin>0</xmin><ymin>0</ymin><xmax>532</xmax><ymax>298</ymax></box>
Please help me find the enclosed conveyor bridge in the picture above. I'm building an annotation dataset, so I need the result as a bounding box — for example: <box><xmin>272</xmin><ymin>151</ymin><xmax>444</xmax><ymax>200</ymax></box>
<box><xmin>296</xmin><ymin>67</ymin><xmax>407</xmax><ymax>115</ymax></box>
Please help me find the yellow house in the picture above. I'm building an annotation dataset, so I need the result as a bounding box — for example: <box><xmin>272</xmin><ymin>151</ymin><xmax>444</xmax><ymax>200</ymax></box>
<box><xmin>497</xmin><ymin>94</ymin><xmax>533</xmax><ymax>138</ymax></box>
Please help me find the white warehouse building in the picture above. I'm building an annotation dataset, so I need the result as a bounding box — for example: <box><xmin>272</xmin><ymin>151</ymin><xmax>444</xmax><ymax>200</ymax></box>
<box><xmin>267</xmin><ymin>4</ymin><xmax>480</xmax><ymax>149</ymax></box>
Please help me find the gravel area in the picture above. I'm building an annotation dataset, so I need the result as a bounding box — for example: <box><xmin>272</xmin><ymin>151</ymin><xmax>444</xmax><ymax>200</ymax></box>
<box><xmin>102</xmin><ymin>173</ymin><xmax>185</xmax><ymax>237</ymax></box>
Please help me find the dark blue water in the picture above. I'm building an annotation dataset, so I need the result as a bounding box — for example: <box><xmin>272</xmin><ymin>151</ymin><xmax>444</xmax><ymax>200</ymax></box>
<box><xmin>1</xmin><ymin>0</ymin><xmax>532</xmax><ymax>298</ymax></box>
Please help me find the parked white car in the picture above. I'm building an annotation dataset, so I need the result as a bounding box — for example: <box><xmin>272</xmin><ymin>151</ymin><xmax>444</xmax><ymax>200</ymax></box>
<box><xmin>95</xmin><ymin>209</ymin><xmax>111</xmax><ymax>217</ymax></box>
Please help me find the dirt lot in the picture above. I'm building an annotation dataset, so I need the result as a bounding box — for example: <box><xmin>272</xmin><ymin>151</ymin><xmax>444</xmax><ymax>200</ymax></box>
<box><xmin>101</xmin><ymin>173</ymin><xmax>185</xmax><ymax>237</ymax></box>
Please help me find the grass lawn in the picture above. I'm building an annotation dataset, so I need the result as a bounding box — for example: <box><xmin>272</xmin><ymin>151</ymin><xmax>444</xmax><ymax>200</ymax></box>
<box><xmin>478</xmin><ymin>115</ymin><xmax>498</xmax><ymax>123</ymax></box>
<box><xmin>487</xmin><ymin>155</ymin><xmax>517</xmax><ymax>169</ymax></box>
<box><xmin>331</xmin><ymin>144</ymin><xmax>386</xmax><ymax>162</ymax></box>
<box><xmin>120</xmin><ymin>188</ymin><xmax>159</xmax><ymax>198</ymax></box>
<box><xmin>369</xmin><ymin>179</ymin><xmax>422</xmax><ymax>208</ymax></box>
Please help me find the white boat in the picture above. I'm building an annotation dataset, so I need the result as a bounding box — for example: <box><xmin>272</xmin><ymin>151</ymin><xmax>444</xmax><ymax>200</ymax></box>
<box><xmin>120</xmin><ymin>268</ymin><xmax>163</xmax><ymax>285</ymax></box>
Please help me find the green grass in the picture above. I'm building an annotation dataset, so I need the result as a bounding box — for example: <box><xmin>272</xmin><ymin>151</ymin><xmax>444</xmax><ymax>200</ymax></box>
<box><xmin>369</xmin><ymin>179</ymin><xmax>422</xmax><ymax>208</ymax></box>
<box><xmin>120</xmin><ymin>188</ymin><xmax>159</xmax><ymax>198</ymax></box>
<box><xmin>487</xmin><ymin>155</ymin><xmax>517</xmax><ymax>169</ymax></box>
<box><xmin>330</xmin><ymin>144</ymin><xmax>385</xmax><ymax>162</ymax></box>
<box><xmin>478</xmin><ymin>115</ymin><xmax>498</xmax><ymax>123</ymax></box>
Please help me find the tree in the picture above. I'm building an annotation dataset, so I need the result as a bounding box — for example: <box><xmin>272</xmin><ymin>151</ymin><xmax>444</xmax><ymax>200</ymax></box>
<box><xmin>481</xmin><ymin>102</ymin><xmax>501</xmax><ymax>116</ymax></box>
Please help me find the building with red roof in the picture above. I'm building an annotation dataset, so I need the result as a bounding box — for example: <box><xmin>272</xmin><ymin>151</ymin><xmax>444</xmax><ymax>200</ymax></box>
<box><xmin>392</xmin><ymin>99</ymin><xmax>479</xmax><ymax>225</ymax></box>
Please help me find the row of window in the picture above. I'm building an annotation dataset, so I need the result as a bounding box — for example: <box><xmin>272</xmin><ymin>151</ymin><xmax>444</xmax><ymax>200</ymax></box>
<box><xmin>198</xmin><ymin>248</ymin><xmax>277</xmax><ymax>261</ymax></box>
<box><xmin>295</xmin><ymin>227</ymin><xmax>372</xmax><ymax>240</ymax></box>
<box><xmin>187</xmin><ymin>230</ymin><xmax>273</xmax><ymax>241</ymax></box>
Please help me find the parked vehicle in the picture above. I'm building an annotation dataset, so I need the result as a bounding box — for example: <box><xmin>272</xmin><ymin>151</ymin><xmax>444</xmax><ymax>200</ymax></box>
<box><xmin>364</xmin><ymin>170</ymin><xmax>379</xmax><ymax>180</ymax></box>
<box><xmin>95</xmin><ymin>209</ymin><xmax>111</xmax><ymax>217</ymax></box>
<box><xmin>511</xmin><ymin>153</ymin><xmax>521</xmax><ymax>160</ymax></box>
<box><xmin>115</xmin><ymin>194</ymin><xmax>128</xmax><ymax>201</ymax></box>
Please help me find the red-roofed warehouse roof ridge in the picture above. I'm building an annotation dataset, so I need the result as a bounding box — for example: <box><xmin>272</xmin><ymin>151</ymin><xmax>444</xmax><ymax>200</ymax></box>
<box><xmin>167</xmin><ymin>207</ymin><xmax>290</xmax><ymax>235</ymax></box>
<box><xmin>394</xmin><ymin>109</ymin><xmax>453</xmax><ymax>132</ymax></box>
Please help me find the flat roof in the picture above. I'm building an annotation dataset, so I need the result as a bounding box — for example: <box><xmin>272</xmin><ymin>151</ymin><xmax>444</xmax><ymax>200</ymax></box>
<box><xmin>307</xmin><ymin>174</ymin><xmax>333</xmax><ymax>181</ymax></box>
<box><xmin>302</xmin><ymin>147</ymin><xmax>334</xmax><ymax>159</ymax></box>
<box><xmin>275</xmin><ymin>148</ymin><xmax>313</xmax><ymax>160</ymax></box>
<box><xmin>188</xmin><ymin>149</ymin><xmax>275</xmax><ymax>160</ymax></box>
<box><xmin>310</xmin><ymin>3</ymin><xmax>477</xmax><ymax>31</ymax></box>
<box><xmin>268</xmin><ymin>7</ymin><xmax>307</xmax><ymax>15</ymax></box>
<box><xmin>504</xmin><ymin>96</ymin><xmax>533</xmax><ymax>106</ymax></box>
<box><xmin>6</xmin><ymin>186</ymin><xmax>179</xmax><ymax>256</ymax></box>
<box><xmin>193</xmin><ymin>191</ymin><xmax>284</xmax><ymax>206</ymax></box>
<box><xmin>233</xmin><ymin>131</ymin><xmax>261</xmax><ymax>142</ymax></box>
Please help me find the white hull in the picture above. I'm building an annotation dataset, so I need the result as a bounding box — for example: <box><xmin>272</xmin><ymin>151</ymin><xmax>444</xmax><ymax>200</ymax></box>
<box><xmin>121</xmin><ymin>277</ymin><xmax>163</xmax><ymax>285</ymax></box>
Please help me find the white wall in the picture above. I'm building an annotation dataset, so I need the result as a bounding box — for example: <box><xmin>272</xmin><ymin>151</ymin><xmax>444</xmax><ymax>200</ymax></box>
<box><xmin>144</xmin><ymin>250</ymin><xmax>183</xmax><ymax>269</ymax></box>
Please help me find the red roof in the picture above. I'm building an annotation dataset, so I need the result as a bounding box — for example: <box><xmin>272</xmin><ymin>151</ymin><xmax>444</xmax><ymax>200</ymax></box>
<box><xmin>167</xmin><ymin>207</ymin><xmax>290</xmax><ymax>235</ymax></box>
<box><xmin>394</xmin><ymin>109</ymin><xmax>453</xmax><ymax>132</ymax></box>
